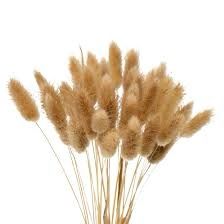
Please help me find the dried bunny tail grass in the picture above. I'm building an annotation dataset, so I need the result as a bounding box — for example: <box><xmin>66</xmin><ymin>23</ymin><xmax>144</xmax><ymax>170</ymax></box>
<box><xmin>87</xmin><ymin>52</ymin><xmax>99</xmax><ymax>72</ymax></box>
<box><xmin>181</xmin><ymin>109</ymin><xmax>212</xmax><ymax>137</ymax></box>
<box><xmin>37</xmin><ymin>80</ymin><xmax>67</xmax><ymax>141</ymax></box>
<box><xmin>109</xmin><ymin>42</ymin><xmax>122</xmax><ymax>88</ymax></box>
<box><xmin>121</xmin><ymin>116</ymin><xmax>141</xmax><ymax>160</ymax></box>
<box><xmin>139</xmin><ymin>82</ymin><xmax>158</xmax><ymax>122</ymax></box>
<box><xmin>44</xmin><ymin>93</ymin><xmax>68</xmax><ymax>144</ymax></box>
<box><xmin>59</xmin><ymin>82</ymin><xmax>76</xmax><ymax>118</ymax></box>
<box><xmin>140</xmin><ymin>116</ymin><xmax>160</xmax><ymax>157</ymax></box>
<box><xmin>127</xmin><ymin>82</ymin><xmax>140</xmax><ymax>99</ymax></box>
<box><xmin>119</xmin><ymin>92</ymin><xmax>138</xmax><ymax>129</ymax></box>
<box><xmin>87</xmin><ymin>52</ymin><xmax>102</xmax><ymax>83</ymax></box>
<box><xmin>34</xmin><ymin>70</ymin><xmax>48</xmax><ymax>90</ymax></box>
<box><xmin>91</xmin><ymin>109</ymin><xmax>110</xmax><ymax>134</ymax></box>
<box><xmin>69</xmin><ymin>56</ymin><xmax>83</xmax><ymax>87</ymax></box>
<box><xmin>177</xmin><ymin>101</ymin><xmax>193</xmax><ymax>122</ymax></box>
<box><xmin>74</xmin><ymin>88</ymin><xmax>96</xmax><ymax>139</ymax></box>
<box><xmin>123</xmin><ymin>49</ymin><xmax>139</xmax><ymax>79</ymax></box>
<box><xmin>98</xmin><ymin>129</ymin><xmax>119</xmax><ymax>158</ymax></box>
<box><xmin>60</xmin><ymin>81</ymin><xmax>73</xmax><ymax>92</ymax></box>
<box><xmin>148</xmin><ymin>140</ymin><xmax>176</xmax><ymax>164</ymax></box>
<box><xmin>100</xmin><ymin>58</ymin><xmax>109</xmax><ymax>77</ymax></box>
<box><xmin>8</xmin><ymin>79</ymin><xmax>39</xmax><ymax>121</ymax></box>
<box><xmin>98</xmin><ymin>75</ymin><xmax>118</xmax><ymax>128</ymax></box>
<box><xmin>153</xmin><ymin>62</ymin><xmax>167</xmax><ymax>79</ymax></box>
<box><xmin>127</xmin><ymin>114</ymin><xmax>141</xmax><ymax>133</ymax></box>
<box><xmin>160</xmin><ymin>83</ymin><xmax>184</xmax><ymax>126</ymax></box>
<box><xmin>81</xmin><ymin>66</ymin><xmax>97</xmax><ymax>105</ymax></box>
<box><xmin>34</xmin><ymin>73</ymin><xmax>59</xmax><ymax>111</ymax></box>
<box><xmin>148</xmin><ymin>75</ymin><xmax>174</xmax><ymax>118</ymax></box>
<box><xmin>67</xmin><ymin>119</ymin><xmax>89</xmax><ymax>153</ymax></box>
<box><xmin>123</xmin><ymin>66</ymin><xmax>139</xmax><ymax>92</ymax></box>
<box><xmin>157</xmin><ymin>113</ymin><xmax>185</xmax><ymax>146</ymax></box>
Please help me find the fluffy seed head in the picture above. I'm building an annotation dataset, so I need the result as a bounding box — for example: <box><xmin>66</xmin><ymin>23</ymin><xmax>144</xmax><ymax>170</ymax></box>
<box><xmin>98</xmin><ymin>75</ymin><xmax>118</xmax><ymax>128</ymax></box>
<box><xmin>140</xmin><ymin>116</ymin><xmax>160</xmax><ymax>157</ymax></box>
<box><xmin>158</xmin><ymin>113</ymin><xmax>185</xmax><ymax>146</ymax></box>
<box><xmin>98</xmin><ymin>129</ymin><xmax>119</xmax><ymax>158</ymax></box>
<box><xmin>8</xmin><ymin>79</ymin><xmax>39</xmax><ymax>121</ymax></box>
<box><xmin>149</xmin><ymin>140</ymin><xmax>176</xmax><ymax>164</ymax></box>
<box><xmin>34</xmin><ymin>70</ymin><xmax>48</xmax><ymax>90</ymax></box>
<box><xmin>119</xmin><ymin>92</ymin><xmax>138</xmax><ymax>129</ymax></box>
<box><xmin>181</xmin><ymin>109</ymin><xmax>212</xmax><ymax>137</ymax></box>
<box><xmin>109</xmin><ymin>42</ymin><xmax>122</xmax><ymax>87</ymax></box>
<box><xmin>148</xmin><ymin>75</ymin><xmax>174</xmax><ymax>118</ymax></box>
<box><xmin>87</xmin><ymin>52</ymin><xmax>100</xmax><ymax>73</ymax></box>
<box><xmin>100</xmin><ymin>58</ymin><xmax>109</xmax><ymax>77</ymax></box>
<box><xmin>67</xmin><ymin>119</ymin><xmax>89</xmax><ymax>153</ymax></box>
<box><xmin>123</xmin><ymin>66</ymin><xmax>139</xmax><ymax>92</ymax></box>
<box><xmin>160</xmin><ymin>83</ymin><xmax>184</xmax><ymax>126</ymax></box>
<box><xmin>69</xmin><ymin>56</ymin><xmax>83</xmax><ymax>87</ymax></box>
<box><xmin>127</xmin><ymin>82</ymin><xmax>140</xmax><ymax>99</ymax></box>
<box><xmin>154</xmin><ymin>63</ymin><xmax>166</xmax><ymax>79</ymax></box>
<box><xmin>81</xmin><ymin>66</ymin><xmax>97</xmax><ymax>105</ymax></box>
<box><xmin>139</xmin><ymin>82</ymin><xmax>158</xmax><ymax>122</ymax></box>
<box><xmin>59</xmin><ymin>82</ymin><xmax>76</xmax><ymax>119</ymax></box>
<box><xmin>44</xmin><ymin>93</ymin><xmax>68</xmax><ymax>144</ymax></box>
<box><xmin>127</xmin><ymin>114</ymin><xmax>141</xmax><ymax>133</ymax></box>
<box><xmin>177</xmin><ymin>102</ymin><xmax>194</xmax><ymax>122</ymax></box>
<box><xmin>91</xmin><ymin>109</ymin><xmax>110</xmax><ymax>134</ymax></box>
<box><xmin>123</xmin><ymin>49</ymin><xmax>139</xmax><ymax>78</ymax></box>
<box><xmin>121</xmin><ymin>116</ymin><xmax>141</xmax><ymax>160</ymax></box>
<box><xmin>74</xmin><ymin>88</ymin><xmax>96</xmax><ymax>139</ymax></box>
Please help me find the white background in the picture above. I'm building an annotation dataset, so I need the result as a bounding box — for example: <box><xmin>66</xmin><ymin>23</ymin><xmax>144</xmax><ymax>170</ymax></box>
<box><xmin>0</xmin><ymin>0</ymin><xmax>224</xmax><ymax>223</ymax></box>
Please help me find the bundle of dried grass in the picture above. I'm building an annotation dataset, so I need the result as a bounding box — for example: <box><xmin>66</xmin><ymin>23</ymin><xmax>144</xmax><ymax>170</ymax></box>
<box><xmin>9</xmin><ymin>42</ymin><xmax>212</xmax><ymax>224</ymax></box>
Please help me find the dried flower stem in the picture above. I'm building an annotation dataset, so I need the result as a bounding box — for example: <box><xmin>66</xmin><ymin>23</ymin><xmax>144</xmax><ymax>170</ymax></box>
<box><xmin>35</xmin><ymin>123</ymin><xmax>86</xmax><ymax>222</ymax></box>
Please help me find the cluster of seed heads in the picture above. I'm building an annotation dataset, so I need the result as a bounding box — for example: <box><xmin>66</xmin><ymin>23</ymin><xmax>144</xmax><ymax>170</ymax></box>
<box><xmin>8</xmin><ymin>42</ymin><xmax>212</xmax><ymax>224</ymax></box>
<box><xmin>8</xmin><ymin>42</ymin><xmax>212</xmax><ymax>163</ymax></box>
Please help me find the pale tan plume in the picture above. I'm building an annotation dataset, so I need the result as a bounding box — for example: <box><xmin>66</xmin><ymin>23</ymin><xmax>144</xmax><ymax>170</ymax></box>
<box><xmin>177</xmin><ymin>102</ymin><xmax>193</xmax><ymax>121</ymax></box>
<box><xmin>67</xmin><ymin>118</ymin><xmax>89</xmax><ymax>153</ymax></box>
<box><xmin>160</xmin><ymin>83</ymin><xmax>184</xmax><ymax>126</ymax></box>
<box><xmin>140</xmin><ymin>116</ymin><xmax>160</xmax><ymax>157</ymax></box>
<box><xmin>74</xmin><ymin>88</ymin><xmax>96</xmax><ymax>139</ymax></box>
<box><xmin>98</xmin><ymin>75</ymin><xmax>118</xmax><ymax>128</ymax></box>
<box><xmin>147</xmin><ymin>75</ymin><xmax>174</xmax><ymax>118</ymax></box>
<box><xmin>181</xmin><ymin>109</ymin><xmax>212</xmax><ymax>137</ymax></box>
<box><xmin>139</xmin><ymin>81</ymin><xmax>158</xmax><ymax>122</ymax></box>
<box><xmin>157</xmin><ymin>113</ymin><xmax>185</xmax><ymax>146</ymax></box>
<box><xmin>100</xmin><ymin>58</ymin><xmax>109</xmax><ymax>77</ymax></box>
<box><xmin>44</xmin><ymin>92</ymin><xmax>68</xmax><ymax>144</ymax></box>
<box><xmin>123</xmin><ymin>49</ymin><xmax>139</xmax><ymax>82</ymax></box>
<box><xmin>59</xmin><ymin>83</ymin><xmax>89</xmax><ymax>151</ymax></box>
<box><xmin>59</xmin><ymin>82</ymin><xmax>77</xmax><ymax>119</ymax></box>
<box><xmin>81</xmin><ymin>66</ymin><xmax>97</xmax><ymax>105</ymax></box>
<box><xmin>119</xmin><ymin>92</ymin><xmax>138</xmax><ymax>130</ymax></box>
<box><xmin>123</xmin><ymin>66</ymin><xmax>139</xmax><ymax>92</ymax></box>
<box><xmin>8</xmin><ymin>79</ymin><xmax>39</xmax><ymax>121</ymax></box>
<box><xmin>121</xmin><ymin>116</ymin><xmax>141</xmax><ymax>160</ymax></box>
<box><xmin>149</xmin><ymin>140</ymin><xmax>176</xmax><ymax>164</ymax></box>
<box><xmin>69</xmin><ymin>56</ymin><xmax>83</xmax><ymax>87</ymax></box>
<box><xmin>154</xmin><ymin>62</ymin><xmax>166</xmax><ymax>79</ymax></box>
<box><xmin>109</xmin><ymin>42</ymin><xmax>122</xmax><ymax>88</ymax></box>
<box><xmin>91</xmin><ymin>109</ymin><xmax>110</xmax><ymax>134</ymax></box>
<box><xmin>98</xmin><ymin>128</ymin><xmax>119</xmax><ymax>158</ymax></box>
<box><xmin>86</xmin><ymin>52</ymin><xmax>102</xmax><ymax>84</ymax></box>
<box><xmin>34</xmin><ymin>70</ymin><xmax>48</xmax><ymax>90</ymax></box>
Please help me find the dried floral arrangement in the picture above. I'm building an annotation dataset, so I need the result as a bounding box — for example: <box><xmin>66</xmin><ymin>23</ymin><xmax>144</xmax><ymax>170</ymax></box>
<box><xmin>9</xmin><ymin>42</ymin><xmax>212</xmax><ymax>224</ymax></box>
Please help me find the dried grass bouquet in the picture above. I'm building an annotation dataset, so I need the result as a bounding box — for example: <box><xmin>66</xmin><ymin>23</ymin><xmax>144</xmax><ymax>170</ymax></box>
<box><xmin>9</xmin><ymin>42</ymin><xmax>212</xmax><ymax>224</ymax></box>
